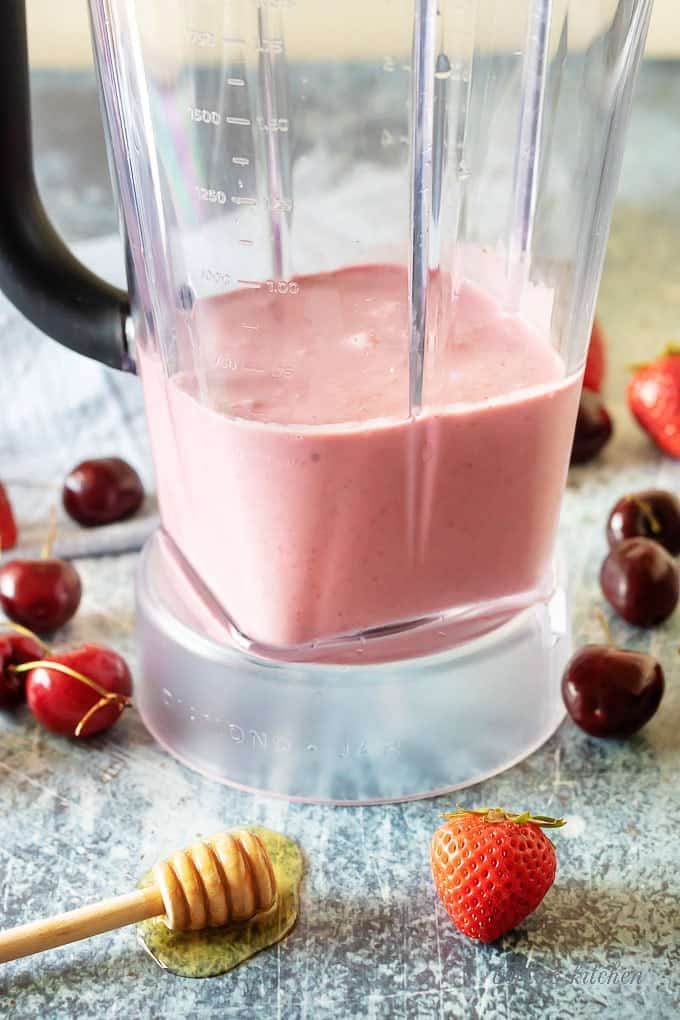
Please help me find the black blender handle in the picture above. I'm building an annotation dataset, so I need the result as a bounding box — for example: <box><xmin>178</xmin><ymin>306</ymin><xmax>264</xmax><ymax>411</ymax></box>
<box><xmin>0</xmin><ymin>1</ymin><xmax>132</xmax><ymax>371</ymax></box>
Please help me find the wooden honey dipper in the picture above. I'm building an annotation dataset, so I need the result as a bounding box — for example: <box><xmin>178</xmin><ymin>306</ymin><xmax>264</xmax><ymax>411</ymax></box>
<box><xmin>0</xmin><ymin>829</ymin><xmax>276</xmax><ymax>964</ymax></box>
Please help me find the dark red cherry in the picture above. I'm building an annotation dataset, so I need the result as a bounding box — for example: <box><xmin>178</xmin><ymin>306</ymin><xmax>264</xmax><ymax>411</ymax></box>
<box><xmin>570</xmin><ymin>389</ymin><xmax>613</xmax><ymax>465</ymax></box>
<box><xmin>0</xmin><ymin>559</ymin><xmax>82</xmax><ymax>633</ymax></box>
<box><xmin>562</xmin><ymin>644</ymin><xmax>664</xmax><ymax>737</ymax></box>
<box><xmin>600</xmin><ymin>537</ymin><xmax>679</xmax><ymax>626</ymax></box>
<box><xmin>63</xmin><ymin>457</ymin><xmax>144</xmax><ymax>526</ymax></box>
<box><xmin>606</xmin><ymin>489</ymin><xmax>680</xmax><ymax>554</ymax></box>
<box><xmin>0</xmin><ymin>631</ymin><xmax>45</xmax><ymax>709</ymax></box>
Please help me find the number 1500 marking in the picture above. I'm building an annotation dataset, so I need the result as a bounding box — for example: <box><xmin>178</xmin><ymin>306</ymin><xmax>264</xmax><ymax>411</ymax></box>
<box><xmin>189</xmin><ymin>106</ymin><xmax>221</xmax><ymax>124</ymax></box>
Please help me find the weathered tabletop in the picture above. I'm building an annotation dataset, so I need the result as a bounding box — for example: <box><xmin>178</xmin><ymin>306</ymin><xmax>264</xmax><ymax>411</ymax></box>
<box><xmin>1</xmin><ymin>64</ymin><xmax>679</xmax><ymax>1019</ymax></box>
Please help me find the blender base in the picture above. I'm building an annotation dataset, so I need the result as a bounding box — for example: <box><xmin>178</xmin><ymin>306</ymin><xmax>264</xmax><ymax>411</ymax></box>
<box><xmin>135</xmin><ymin>531</ymin><xmax>570</xmax><ymax>805</ymax></box>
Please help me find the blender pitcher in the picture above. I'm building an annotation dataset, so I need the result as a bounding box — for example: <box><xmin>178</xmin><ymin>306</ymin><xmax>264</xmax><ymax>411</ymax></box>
<box><xmin>0</xmin><ymin>0</ymin><xmax>653</xmax><ymax>802</ymax></box>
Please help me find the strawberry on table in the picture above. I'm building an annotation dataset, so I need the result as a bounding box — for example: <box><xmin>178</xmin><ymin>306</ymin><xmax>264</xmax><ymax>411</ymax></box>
<box><xmin>0</xmin><ymin>482</ymin><xmax>18</xmax><ymax>552</ymax></box>
<box><xmin>627</xmin><ymin>345</ymin><xmax>680</xmax><ymax>458</ymax></box>
<box><xmin>431</xmin><ymin>807</ymin><xmax>565</xmax><ymax>943</ymax></box>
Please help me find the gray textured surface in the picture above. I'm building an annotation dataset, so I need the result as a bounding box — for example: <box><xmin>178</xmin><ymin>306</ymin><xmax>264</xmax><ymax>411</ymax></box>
<box><xmin>1</xmin><ymin>65</ymin><xmax>680</xmax><ymax>1019</ymax></box>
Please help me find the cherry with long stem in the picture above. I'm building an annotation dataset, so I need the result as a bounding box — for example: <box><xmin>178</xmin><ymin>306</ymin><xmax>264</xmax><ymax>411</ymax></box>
<box><xmin>2</xmin><ymin>621</ymin><xmax>133</xmax><ymax>737</ymax></box>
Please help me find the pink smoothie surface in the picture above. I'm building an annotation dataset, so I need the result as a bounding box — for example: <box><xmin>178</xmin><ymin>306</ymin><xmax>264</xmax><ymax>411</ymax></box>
<box><xmin>139</xmin><ymin>264</ymin><xmax>581</xmax><ymax>649</ymax></box>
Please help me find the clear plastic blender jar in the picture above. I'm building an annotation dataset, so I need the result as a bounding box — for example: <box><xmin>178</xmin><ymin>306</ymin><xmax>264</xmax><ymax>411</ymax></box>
<box><xmin>0</xmin><ymin>1</ymin><xmax>653</xmax><ymax>801</ymax></box>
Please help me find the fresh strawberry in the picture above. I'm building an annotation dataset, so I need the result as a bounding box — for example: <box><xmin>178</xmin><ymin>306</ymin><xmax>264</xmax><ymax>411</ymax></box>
<box><xmin>431</xmin><ymin>807</ymin><xmax>565</xmax><ymax>943</ymax></box>
<box><xmin>584</xmin><ymin>319</ymin><xmax>606</xmax><ymax>393</ymax></box>
<box><xmin>0</xmin><ymin>483</ymin><xmax>18</xmax><ymax>552</ymax></box>
<box><xmin>627</xmin><ymin>345</ymin><xmax>680</xmax><ymax>458</ymax></box>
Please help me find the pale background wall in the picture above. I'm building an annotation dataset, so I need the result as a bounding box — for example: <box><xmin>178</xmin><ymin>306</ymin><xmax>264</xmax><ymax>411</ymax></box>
<box><xmin>26</xmin><ymin>0</ymin><xmax>680</xmax><ymax>68</ymax></box>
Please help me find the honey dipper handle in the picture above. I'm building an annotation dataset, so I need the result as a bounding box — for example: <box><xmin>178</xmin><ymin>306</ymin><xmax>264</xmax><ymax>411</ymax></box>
<box><xmin>0</xmin><ymin>885</ymin><xmax>165</xmax><ymax>963</ymax></box>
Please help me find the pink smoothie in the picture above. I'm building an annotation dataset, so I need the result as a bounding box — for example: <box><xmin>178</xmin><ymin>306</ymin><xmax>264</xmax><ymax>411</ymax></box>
<box><xmin>139</xmin><ymin>264</ymin><xmax>580</xmax><ymax>649</ymax></box>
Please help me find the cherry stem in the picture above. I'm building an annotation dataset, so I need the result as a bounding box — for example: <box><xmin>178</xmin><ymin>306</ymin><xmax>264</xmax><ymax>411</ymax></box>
<box><xmin>594</xmin><ymin>606</ymin><xmax>614</xmax><ymax>647</ymax></box>
<box><xmin>11</xmin><ymin>658</ymin><xmax>132</xmax><ymax>737</ymax></box>
<box><xmin>73</xmin><ymin>696</ymin><xmax>121</xmax><ymax>738</ymax></box>
<box><xmin>41</xmin><ymin>506</ymin><xmax>58</xmax><ymax>560</ymax></box>
<box><xmin>442</xmin><ymin>805</ymin><xmax>566</xmax><ymax>829</ymax></box>
<box><xmin>630</xmin><ymin>496</ymin><xmax>661</xmax><ymax>535</ymax></box>
<box><xmin>0</xmin><ymin>620</ymin><xmax>51</xmax><ymax>655</ymax></box>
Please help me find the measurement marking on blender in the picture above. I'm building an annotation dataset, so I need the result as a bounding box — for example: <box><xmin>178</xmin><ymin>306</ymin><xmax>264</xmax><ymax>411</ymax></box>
<box><xmin>257</xmin><ymin>39</ymin><xmax>284</xmax><ymax>55</ymax></box>
<box><xmin>223</xmin><ymin>36</ymin><xmax>246</xmax><ymax>45</ymax></box>
<box><xmin>226</xmin><ymin>77</ymin><xmax>245</xmax><ymax>87</ymax></box>
<box><xmin>266</xmin><ymin>280</ymin><xmax>299</xmax><ymax>294</ymax></box>
<box><xmin>232</xmin><ymin>156</ymin><xmax>250</xmax><ymax>166</ymax></box>
<box><xmin>195</xmin><ymin>186</ymin><xmax>227</xmax><ymax>204</ymax></box>
<box><xmin>186</xmin><ymin>29</ymin><xmax>215</xmax><ymax>46</ymax></box>
<box><xmin>231</xmin><ymin>196</ymin><xmax>257</xmax><ymax>207</ymax></box>
<box><xmin>240</xmin><ymin>323</ymin><xmax>258</xmax><ymax>331</ymax></box>
<box><xmin>200</xmin><ymin>268</ymin><xmax>231</xmax><ymax>285</ymax></box>
<box><xmin>264</xmin><ymin>197</ymin><xmax>293</xmax><ymax>212</ymax></box>
<box><xmin>212</xmin><ymin>355</ymin><xmax>239</xmax><ymax>370</ymax></box>
<box><xmin>255</xmin><ymin>117</ymin><xmax>289</xmax><ymax>133</ymax></box>
<box><xmin>237</xmin><ymin>279</ymin><xmax>262</xmax><ymax>289</ymax></box>
<box><xmin>226</xmin><ymin>116</ymin><xmax>251</xmax><ymax>127</ymax></box>
<box><xmin>189</xmin><ymin>107</ymin><xmax>221</xmax><ymax>124</ymax></box>
<box><xmin>239</xmin><ymin>239</ymin><xmax>254</xmax><ymax>246</ymax></box>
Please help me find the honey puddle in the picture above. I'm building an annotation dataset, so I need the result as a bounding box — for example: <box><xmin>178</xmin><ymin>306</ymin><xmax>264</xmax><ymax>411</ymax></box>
<box><xmin>136</xmin><ymin>827</ymin><xmax>303</xmax><ymax>978</ymax></box>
